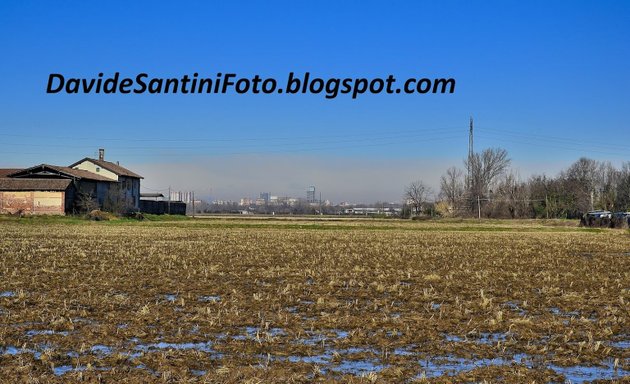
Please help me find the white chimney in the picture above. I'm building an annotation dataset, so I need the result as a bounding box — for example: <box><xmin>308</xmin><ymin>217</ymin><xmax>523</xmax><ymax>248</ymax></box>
<box><xmin>98</xmin><ymin>148</ymin><xmax>105</xmax><ymax>161</ymax></box>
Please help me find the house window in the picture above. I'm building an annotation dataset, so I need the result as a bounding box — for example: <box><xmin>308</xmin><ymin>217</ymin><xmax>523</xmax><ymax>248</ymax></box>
<box><xmin>96</xmin><ymin>167</ymin><xmax>100</xmax><ymax>172</ymax></box>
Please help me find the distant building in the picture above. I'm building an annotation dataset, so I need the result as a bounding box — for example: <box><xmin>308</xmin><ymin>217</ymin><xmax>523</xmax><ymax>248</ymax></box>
<box><xmin>170</xmin><ymin>191</ymin><xmax>194</xmax><ymax>204</ymax></box>
<box><xmin>307</xmin><ymin>186</ymin><xmax>316</xmax><ymax>204</ymax></box>
<box><xmin>70</xmin><ymin>149</ymin><xmax>143</xmax><ymax>209</ymax></box>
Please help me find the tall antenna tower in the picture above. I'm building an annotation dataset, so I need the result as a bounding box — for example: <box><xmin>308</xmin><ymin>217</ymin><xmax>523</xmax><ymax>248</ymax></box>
<box><xmin>467</xmin><ymin>117</ymin><xmax>474</xmax><ymax>187</ymax></box>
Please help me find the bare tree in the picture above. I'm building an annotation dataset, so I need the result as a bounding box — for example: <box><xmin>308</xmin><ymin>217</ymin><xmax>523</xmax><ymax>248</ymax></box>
<box><xmin>495</xmin><ymin>172</ymin><xmax>530</xmax><ymax>218</ymax></box>
<box><xmin>562</xmin><ymin>157</ymin><xmax>601</xmax><ymax>213</ymax></box>
<box><xmin>596</xmin><ymin>161</ymin><xmax>619</xmax><ymax>211</ymax></box>
<box><xmin>615</xmin><ymin>162</ymin><xmax>630</xmax><ymax>211</ymax></box>
<box><xmin>439</xmin><ymin>166</ymin><xmax>465</xmax><ymax>212</ymax></box>
<box><xmin>404</xmin><ymin>180</ymin><xmax>432</xmax><ymax>216</ymax></box>
<box><xmin>465</xmin><ymin>148</ymin><xmax>511</xmax><ymax>206</ymax></box>
<box><xmin>76</xmin><ymin>192</ymin><xmax>99</xmax><ymax>213</ymax></box>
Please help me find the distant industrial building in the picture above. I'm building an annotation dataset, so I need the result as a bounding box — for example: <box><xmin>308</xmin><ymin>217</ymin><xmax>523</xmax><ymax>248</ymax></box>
<box><xmin>170</xmin><ymin>191</ymin><xmax>194</xmax><ymax>204</ymax></box>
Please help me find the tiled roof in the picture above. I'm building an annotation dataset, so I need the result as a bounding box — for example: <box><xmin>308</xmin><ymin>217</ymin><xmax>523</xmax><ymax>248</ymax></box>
<box><xmin>8</xmin><ymin>164</ymin><xmax>115</xmax><ymax>182</ymax></box>
<box><xmin>0</xmin><ymin>168</ymin><xmax>22</xmax><ymax>178</ymax></box>
<box><xmin>0</xmin><ymin>178</ymin><xmax>72</xmax><ymax>191</ymax></box>
<box><xmin>69</xmin><ymin>158</ymin><xmax>143</xmax><ymax>179</ymax></box>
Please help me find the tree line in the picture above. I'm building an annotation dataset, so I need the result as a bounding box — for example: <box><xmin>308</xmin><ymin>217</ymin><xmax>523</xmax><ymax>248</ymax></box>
<box><xmin>406</xmin><ymin>148</ymin><xmax>630</xmax><ymax>219</ymax></box>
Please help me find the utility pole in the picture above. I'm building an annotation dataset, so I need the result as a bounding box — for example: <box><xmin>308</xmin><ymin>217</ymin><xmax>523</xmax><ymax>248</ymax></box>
<box><xmin>192</xmin><ymin>191</ymin><xmax>195</xmax><ymax>218</ymax></box>
<box><xmin>477</xmin><ymin>195</ymin><xmax>481</xmax><ymax>220</ymax></box>
<box><xmin>319</xmin><ymin>191</ymin><xmax>322</xmax><ymax>215</ymax></box>
<box><xmin>545</xmin><ymin>194</ymin><xmax>549</xmax><ymax>219</ymax></box>
<box><xmin>168</xmin><ymin>186</ymin><xmax>171</xmax><ymax>215</ymax></box>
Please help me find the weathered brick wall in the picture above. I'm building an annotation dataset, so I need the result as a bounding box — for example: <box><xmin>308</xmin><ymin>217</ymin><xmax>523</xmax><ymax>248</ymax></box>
<box><xmin>0</xmin><ymin>191</ymin><xmax>65</xmax><ymax>215</ymax></box>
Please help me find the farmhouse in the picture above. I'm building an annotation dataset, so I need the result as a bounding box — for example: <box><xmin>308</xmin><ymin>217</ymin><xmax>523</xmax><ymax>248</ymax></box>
<box><xmin>0</xmin><ymin>149</ymin><xmax>143</xmax><ymax>215</ymax></box>
<box><xmin>70</xmin><ymin>149</ymin><xmax>143</xmax><ymax>209</ymax></box>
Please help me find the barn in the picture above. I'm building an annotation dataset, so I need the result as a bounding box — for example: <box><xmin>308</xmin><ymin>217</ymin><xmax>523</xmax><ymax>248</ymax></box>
<box><xmin>0</xmin><ymin>178</ymin><xmax>74</xmax><ymax>215</ymax></box>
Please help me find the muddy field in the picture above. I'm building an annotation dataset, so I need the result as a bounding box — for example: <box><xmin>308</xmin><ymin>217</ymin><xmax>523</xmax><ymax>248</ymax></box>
<box><xmin>0</xmin><ymin>217</ymin><xmax>628</xmax><ymax>383</ymax></box>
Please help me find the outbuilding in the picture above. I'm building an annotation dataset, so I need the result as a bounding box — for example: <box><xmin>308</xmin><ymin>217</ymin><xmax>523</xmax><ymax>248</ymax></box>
<box><xmin>0</xmin><ymin>178</ymin><xmax>74</xmax><ymax>215</ymax></box>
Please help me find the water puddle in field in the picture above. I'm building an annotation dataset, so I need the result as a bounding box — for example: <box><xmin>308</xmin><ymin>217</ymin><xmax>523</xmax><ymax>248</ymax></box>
<box><xmin>504</xmin><ymin>301</ymin><xmax>527</xmax><ymax>315</ymax></box>
<box><xmin>334</xmin><ymin>359</ymin><xmax>387</xmax><ymax>375</ymax></box>
<box><xmin>444</xmin><ymin>334</ymin><xmax>463</xmax><ymax>342</ymax></box>
<box><xmin>53</xmin><ymin>365</ymin><xmax>85</xmax><ymax>375</ymax></box>
<box><xmin>2</xmin><ymin>345</ymin><xmax>34</xmax><ymax>356</ymax></box>
<box><xmin>233</xmin><ymin>326</ymin><xmax>287</xmax><ymax>341</ymax></box>
<box><xmin>443</xmin><ymin>332</ymin><xmax>510</xmax><ymax>345</ymax></box>
<box><xmin>135</xmin><ymin>340</ymin><xmax>216</xmax><ymax>353</ymax></box>
<box><xmin>549</xmin><ymin>307</ymin><xmax>580</xmax><ymax>317</ymax></box>
<box><xmin>25</xmin><ymin>329</ymin><xmax>69</xmax><ymax>337</ymax></box>
<box><xmin>609</xmin><ymin>340</ymin><xmax>629</xmax><ymax>349</ymax></box>
<box><xmin>198</xmin><ymin>295</ymin><xmax>221</xmax><ymax>302</ymax></box>
<box><xmin>415</xmin><ymin>353</ymin><xmax>630</xmax><ymax>382</ymax></box>
<box><xmin>0</xmin><ymin>291</ymin><xmax>16</xmax><ymax>297</ymax></box>
<box><xmin>90</xmin><ymin>345</ymin><xmax>113</xmax><ymax>355</ymax></box>
<box><xmin>163</xmin><ymin>294</ymin><xmax>178</xmax><ymax>302</ymax></box>
<box><xmin>416</xmin><ymin>354</ymin><xmax>530</xmax><ymax>379</ymax></box>
<box><xmin>476</xmin><ymin>332</ymin><xmax>507</xmax><ymax>344</ymax></box>
<box><xmin>297</xmin><ymin>329</ymin><xmax>349</xmax><ymax>345</ymax></box>
<box><xmin>549</xmin><ymin>361</ymin><xmax>630</xmax><ymax>383</ymax></box>
<box><xmin>2</xmin><ymin>325</ymin><xmax>628</xmax><ymax>380</ymax></box>
<box><xmin>71</xmin><ymin>317</ymin><xmax>96</xmax><ymax>324</ymax></box>
<box><xmin>393</xmin><ymin>346</ymin><xmax>415</xmax><ymax>356</ymax></box>
<box><xmin>2</xmin><ymin>339</ymin><xmax>628</xmax><ymax>381</ymax></box>
<box><xmin>273</xmin><ymin>347</ymin><xmax>386</xmax><ymax>375</ymax></box>
<box><xmin>190</xmin><ymin>369</ymin><xmax>206</xmax><ymax>376</ymax></box>
<box><xmin>53</xmin><ymin>365</ymin><xmax>112</xmax><ymax>376</ymax></box>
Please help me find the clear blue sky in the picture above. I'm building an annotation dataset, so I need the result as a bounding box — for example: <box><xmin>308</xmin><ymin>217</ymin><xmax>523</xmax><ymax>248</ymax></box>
<box><xmin>0</xmin><ymin>1</ymin><xmax>628</xmax><ymax>201</ymax></box>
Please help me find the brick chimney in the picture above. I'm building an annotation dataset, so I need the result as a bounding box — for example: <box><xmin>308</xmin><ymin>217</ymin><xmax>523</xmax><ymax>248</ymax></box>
<box><xmin>98</xmin><ymin>148</ymin><xmax>105</xmax><ymax>161</ymax></box>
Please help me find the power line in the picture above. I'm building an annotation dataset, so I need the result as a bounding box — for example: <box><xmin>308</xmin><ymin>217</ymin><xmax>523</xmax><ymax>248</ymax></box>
<box><xmin>0</xmin><ymin>134</ymin><xmax>463</xmax><ymax>158</ymax></box>
<box><xmin>476</xmin><ymin>127</ymin><xmax>630</xmax><ymax>152</ymax></box>
<box><xmin>0</xmin><ymin>129</ymin><xmax>462</xmax><ymax>151</ymax></box>
<box><xmin>0</xmin><ymin>126</ymin><xmax>462</xmax><ymax>143</ymax></box>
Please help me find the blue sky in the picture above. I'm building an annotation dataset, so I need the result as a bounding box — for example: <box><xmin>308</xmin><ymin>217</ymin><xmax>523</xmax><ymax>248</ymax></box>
<box><xmin>0</xmin><ymin>1</ymin><xmax>628</xmax><ymax>201</ymax></box>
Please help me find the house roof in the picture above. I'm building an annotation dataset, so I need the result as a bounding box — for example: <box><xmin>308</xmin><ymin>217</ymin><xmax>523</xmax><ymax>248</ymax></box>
<box><xmin>9</xmin><ymin>164</ymin><xmax>115</xmax><ymax>182</ymax></box>
<box><xmin>0</xmin><ymin>168</ymin><xmax>22</xmax><ymax>178</ymax></box>
<box><xmin>69</xmin><ymin>158</ymin><xmax>143</xmax><ymax>179</ymax></box>
<box><xmin>0</xmin><ymin>178</ymin><xmax>72</xmax><ymax>191</ymax></box>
